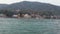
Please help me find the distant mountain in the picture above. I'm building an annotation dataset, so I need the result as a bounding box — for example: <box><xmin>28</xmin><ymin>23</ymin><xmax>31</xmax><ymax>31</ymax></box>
<box><xmin>0</xmin><ymin>4</ymin><xmax>8</xmax><ymax>9</ymax></box>
<box><xmin>0</xmin><ymin>1</ymin><xmax>60</xmax><ymax>12</ymax></box>
<box><xmin>5</xmin><ymin>1</ymin><xmax>60</xmax><ymax>11</ymax></box>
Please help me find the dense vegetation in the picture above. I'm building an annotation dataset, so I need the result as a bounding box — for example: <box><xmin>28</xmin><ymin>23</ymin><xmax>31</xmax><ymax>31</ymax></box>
<box><xmin>0</xmin><ymin>9</ymin><xmax>54</xmax><ymax>17</ymax></box>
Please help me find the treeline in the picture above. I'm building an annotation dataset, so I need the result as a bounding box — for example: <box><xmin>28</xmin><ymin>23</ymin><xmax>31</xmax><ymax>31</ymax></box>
<box><xmin>0</xmin><ymin>9</ymin><xmax>55</xmax><ymax>18</ymax></box>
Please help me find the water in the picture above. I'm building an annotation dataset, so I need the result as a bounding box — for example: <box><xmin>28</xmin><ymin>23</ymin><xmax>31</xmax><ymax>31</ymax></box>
<box><xmin>0</xmin><ymin>18</ymin><xmax>60</xmax><ymax>34</ymax></box>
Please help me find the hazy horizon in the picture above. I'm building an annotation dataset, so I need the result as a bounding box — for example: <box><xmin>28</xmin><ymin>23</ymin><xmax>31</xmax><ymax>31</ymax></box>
<box><xmin>0</xmin><ymin>0</ymin><xmax>60</xmax><ymax>6</ymax></box>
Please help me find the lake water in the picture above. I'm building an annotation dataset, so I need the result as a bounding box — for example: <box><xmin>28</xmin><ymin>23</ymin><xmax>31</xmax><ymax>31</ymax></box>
<box><xmin>0</xmin><ymin>18</ymin><xmax>60</xmax><ymax>34</ymax></box>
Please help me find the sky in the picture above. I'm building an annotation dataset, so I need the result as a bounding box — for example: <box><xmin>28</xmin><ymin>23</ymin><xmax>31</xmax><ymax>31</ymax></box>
<box><xmin>0</xmin><ymin>0</ymin><xmax>60</xmax><ymax>6</ymax></box>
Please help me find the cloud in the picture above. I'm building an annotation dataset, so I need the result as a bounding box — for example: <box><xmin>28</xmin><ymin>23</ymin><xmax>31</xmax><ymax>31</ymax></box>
<box><xmin>0</xmin><ymin>0</ymin><xmax>23</xmax><ymax>4</ymax></box>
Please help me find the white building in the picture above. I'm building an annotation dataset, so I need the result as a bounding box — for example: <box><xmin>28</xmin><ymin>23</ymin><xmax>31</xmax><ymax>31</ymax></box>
<box><xmin>12</xmin><ymin>15</ymin><xmax>18</xmax><ymax>18</ymax></box>
<box><xmin>24</xmin><ymin>14</ymin><xmax>31</xmax><ymax>18</ymax></box>
<box><xmin>0</xmin><ymin>14</ymin><xmax>6</xmax><ymax>17</ymax></box>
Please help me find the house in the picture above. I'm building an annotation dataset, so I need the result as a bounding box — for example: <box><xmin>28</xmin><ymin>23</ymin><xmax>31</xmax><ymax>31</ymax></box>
<box><xmin>24</xmin><ymin>14</ymin><xmax>31</xmax><ymax>18</ymax></box>
<box><xmin>12</xmin><ymin>15</ymin><xmax>18</xmax><ymax>18</ymax></box>
<box><xmin>0</xmin><ymin>14</ymin><xmax>6</xmax><ymax>17</ymax></box>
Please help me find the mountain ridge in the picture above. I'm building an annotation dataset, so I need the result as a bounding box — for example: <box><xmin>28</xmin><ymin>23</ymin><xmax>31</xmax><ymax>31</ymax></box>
<box><xmin>0</xmin><ymin>1</ymin><xmax>60</xmax><ymax>12</ymax></box>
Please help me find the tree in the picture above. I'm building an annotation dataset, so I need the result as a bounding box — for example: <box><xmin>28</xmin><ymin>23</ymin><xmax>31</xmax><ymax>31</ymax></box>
<box><xmin>3</xmin><ymin>10</ymin><xmax>14</xmax><ymax>17</ymax></box>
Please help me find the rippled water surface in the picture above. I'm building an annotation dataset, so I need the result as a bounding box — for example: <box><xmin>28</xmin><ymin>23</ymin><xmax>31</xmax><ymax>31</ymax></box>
<box><xmin>0</xmin><ymin>18</ymin><xmax>60</xmax><ymax>34</ymax></box>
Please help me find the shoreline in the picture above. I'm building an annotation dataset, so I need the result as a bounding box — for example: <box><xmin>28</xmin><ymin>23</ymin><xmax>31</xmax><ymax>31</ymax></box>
<box><xmin>0</xmin><ymin>17</ymin><xmax>59</xmax><ymax>19</ymax></box>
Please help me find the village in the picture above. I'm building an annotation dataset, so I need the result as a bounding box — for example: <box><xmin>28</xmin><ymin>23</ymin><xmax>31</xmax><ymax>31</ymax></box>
<box><xmin>0</xmin><ymin>9</ymin><xmax>59</xmax><ymax>19</ymax></box>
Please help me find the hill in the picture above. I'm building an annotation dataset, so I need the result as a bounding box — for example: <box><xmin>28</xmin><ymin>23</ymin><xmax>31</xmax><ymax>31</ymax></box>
<box><xmin>0</xmin><ymin>1</ymin><xmax>60</xmax><ymax>15</ymax></box>
<box><xmin>6</xmin><ymin>1</ymin><xmax>60</xmax><ymax>11</ymax></box>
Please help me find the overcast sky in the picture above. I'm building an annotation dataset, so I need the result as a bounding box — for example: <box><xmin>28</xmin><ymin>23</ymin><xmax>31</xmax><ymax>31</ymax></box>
<box><xmin>0</xmin><ymin>0</ymin><xmax>60</xmax><ymax>6</ymax></box>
